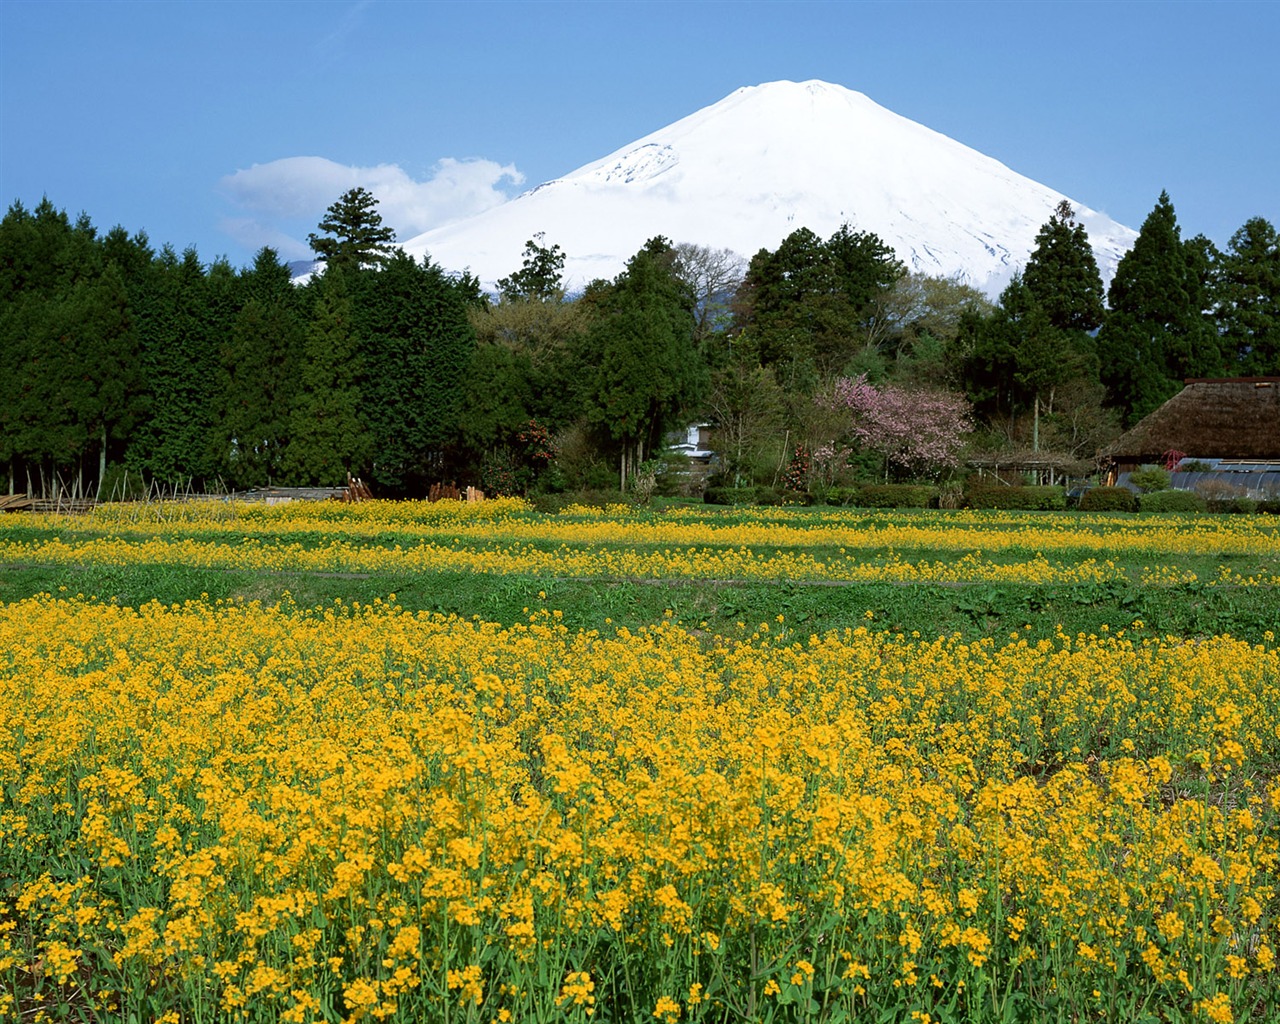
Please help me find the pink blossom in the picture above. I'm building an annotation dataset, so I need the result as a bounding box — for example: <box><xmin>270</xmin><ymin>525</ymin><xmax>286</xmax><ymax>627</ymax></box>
<box><xmin>825</xmin><ymin>374</ymin><xmax>972</xmax><ymax>477</ymax></box>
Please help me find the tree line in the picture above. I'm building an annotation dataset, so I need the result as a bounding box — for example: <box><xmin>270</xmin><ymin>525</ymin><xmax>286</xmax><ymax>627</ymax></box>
<box><xmin>1</xmin><ymin>187</ymin><xmax>1276</xmax><ymax>498</ymax></box>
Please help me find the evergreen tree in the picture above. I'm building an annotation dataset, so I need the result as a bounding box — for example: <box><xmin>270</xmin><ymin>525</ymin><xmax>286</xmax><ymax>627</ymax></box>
<box><xmin>64</xmin><ymin>263</ymin><xmax>145</xmax><ymax>487</ymax></box>
<box><xmin>214</xmin><ymin>248</ymin><xmax>304</xmax><ymax>487</ymax></box>
<box><xmin>0</xmin><ymin>199</ymin><xmax>120</xmax><ymax>493</ymax></box>
<box><xmin>134</xmin><ymin>246</ymin><xmax>222</xmax><ymax>485</ymax></box>
<box><xmin>1097</xmin><ymin>191</ymin><xmax>1221</xmax><ymax>424</ymax></box>
<box><xmin>308</xmin><ymin>187</ymin><xmax>397</xmax><ymax>271</ymax></box>
<box><xmin>583</xmin><ymin>237</ymin><xmax>702</xmax><ymax>489</ymax></box>
<box><xmin>1215</xmin><ymin>217</ymin><xmax>1280</xmax><ymax>374</ymax></box>
<box><xmin>734</xmin><ymin>224</ymin><xmax>904</xmax><ymax>376</ymax></box>
<box><xmin>356</xmin><ymin>251</ymin><xmax>475</xmax><ymax>492</ymax></box>
<box><xmin>284</xmin><ymin>268</ymin><xmax>371</xmax><ymax>484</ymax></box>
<box><xmin>1022</xmin><ymin>200</ymin><xmax>1105</xmax><ymax>332</ymax></box>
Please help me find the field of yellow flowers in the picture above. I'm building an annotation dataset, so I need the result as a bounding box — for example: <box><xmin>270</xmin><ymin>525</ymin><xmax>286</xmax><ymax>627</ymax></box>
<box><xmin>1</xmin><ymin>500</ymin><xmax>1278</xmax><ymax>1023</ymax></box>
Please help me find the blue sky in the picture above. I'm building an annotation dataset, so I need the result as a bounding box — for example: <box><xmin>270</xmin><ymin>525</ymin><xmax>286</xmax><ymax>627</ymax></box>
<box><xmin>2</xmin><ymin>0</ymin><xmax>1276</xmax><ymax>270</ymax></box>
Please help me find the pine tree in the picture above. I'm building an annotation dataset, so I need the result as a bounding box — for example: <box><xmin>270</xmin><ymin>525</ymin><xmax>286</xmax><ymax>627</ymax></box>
<box><xmin>134</xmin><ymin>246</ymin><xmax>222</xmax><ymax>485</ymax></box>
<box><xmin>734</xmin><ymin>225</ymin><xmax>903</xmax><ymax>376</ymax></box>
<box><xmin>308</xmin><ymin>187</ymin><xmax>397</xmax><ymax>271</ymax></box>
<box><xmin>64</xmin><ymin>263</ymin><xmax>145</xmax><ymax>487</ymax></box>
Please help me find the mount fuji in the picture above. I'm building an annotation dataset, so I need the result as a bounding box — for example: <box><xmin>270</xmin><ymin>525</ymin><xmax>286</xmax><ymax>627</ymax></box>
<box><xmin>401</xmin><ymin>80</ymin><xmax>1137</xmax><ymax>297</ymax></box>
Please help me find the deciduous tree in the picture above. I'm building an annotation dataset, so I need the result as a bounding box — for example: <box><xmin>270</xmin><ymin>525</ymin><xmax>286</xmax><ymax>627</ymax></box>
<box><xmin>824</xmin><ymin>373</ymin><xmax>972</xmax><ymax>479</ymax></box>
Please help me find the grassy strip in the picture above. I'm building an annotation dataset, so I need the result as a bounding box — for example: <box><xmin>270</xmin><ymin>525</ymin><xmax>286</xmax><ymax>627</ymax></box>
<box><xmin>3</xmin><ymin>563</ymin><xmax>1275</xmax><ymax>643</ymax></box>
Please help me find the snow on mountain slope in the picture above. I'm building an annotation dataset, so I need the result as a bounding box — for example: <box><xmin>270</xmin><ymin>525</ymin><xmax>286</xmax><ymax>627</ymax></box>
<box><xmin>400</xmin><ymin>80</ymin><xmax>1136</xmax><ymax>296</ymax></box>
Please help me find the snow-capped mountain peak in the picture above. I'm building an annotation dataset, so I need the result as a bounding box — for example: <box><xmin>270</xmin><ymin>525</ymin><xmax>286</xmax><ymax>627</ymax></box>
<box><xmin>400</xmin><ymin>80</ymin><xmax>1136</xmax><ymax>296</ymax></box>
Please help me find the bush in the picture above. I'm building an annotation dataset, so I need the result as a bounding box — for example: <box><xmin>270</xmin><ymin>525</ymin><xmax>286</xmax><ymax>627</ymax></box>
<box><xmin>1128</xmin><ymin>465</ymin><xmax>1172</xmax><ymax>493</ymax></box>
<box><xmin>1138</xmin><ymin>489</ymin><xmax>1207</xmax><ymax>513</ymax></box>
<box><xmin>821</xmin><ymin>487</ymin><xmax>861</xmax><ymax>507</ymax></box>
<box><xmin>856</xmin><ymin>484</ymin><xmax>938</xmax><ymax>509</ymax></box>
<box><xmin>1195</xmin><ymin>477</ymin><xmax>1258</xmax><ymax>514</ymax></box>
<box><xmin>1257</xmin><ymin>498</ymin><xmax>1280</xmax><ymax>515</ymax></box>
<box><xmin>703</xmin><ymin>486</ymin><xmax>758</xmax><ymax>506</ymax></box>
<box><xmin>1217</xmin><ymin>497</ymin><xmax>1258</xmax><ymax>515</ymax></box>
<box><xmin>1078</xmin><ymin>487</ymin><xmax>1138</xmax><ymax>513</ymax></box>
<box><xmin>965</xmin><ymin>485</ymin><xmax>1067</xmax><ymax>511</ymax></box>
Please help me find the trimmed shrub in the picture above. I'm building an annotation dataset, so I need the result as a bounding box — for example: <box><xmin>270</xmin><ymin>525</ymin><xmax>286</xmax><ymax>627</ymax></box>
<box><xmin>1129</xmin><ymin>465</ymin><xmax>1172</xmax><ymax>493</ymax></box>
<box><xmin>1257</xmin><ymin>498</ymin><xmax>1280</xmax><ymax>515</ymax></box>
<box><xmin>1215</xmin><ymin>497</ymin><xmax>1258</xmax><ymax>515</ymax></box>
<box><xmin>821</xmin><ymin>487</ymin><xmax>861</xmax><ymax>507</ymax></box>
<box><xmin>856</xmin><ymin>484</ymin><xmax>938</xmax><ymax>509</ymax></box>
<box><xmin>1139</xmin><ymin>489</ymin><xmax>1207</xmax><ymax>514</ymax></box>
<box><xmin>1078</xmin><ymin>487</ymin><xmax>1138</xmax><ymax>513</ymax></box>
<box><xmin>703</xmin><ymin>486</ymin><xmax>758</xmax><ymax>506</ymax></box>
<box><xmin>966</xmin><ymin>485</ymin><xmax>1067</xmax><ymax>511</ymax></box>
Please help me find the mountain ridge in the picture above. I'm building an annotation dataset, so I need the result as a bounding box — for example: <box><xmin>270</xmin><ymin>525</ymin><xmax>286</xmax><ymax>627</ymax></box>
<box><xmin>398</xmin><ymin>80</ymin><xmax>1137</xmax><ymax>296</ymax></box>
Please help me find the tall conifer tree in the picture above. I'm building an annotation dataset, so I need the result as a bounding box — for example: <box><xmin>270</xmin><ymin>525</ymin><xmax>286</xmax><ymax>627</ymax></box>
<box><xmin>308</xmin><ymin>188</ymin><xmax>396</xmax><ymax>271</ymax></box>
<box><xmin>1216</xmin><ymin>217</ymin><xmax>1280</xmax><ymax>374</ymax></box>
<box><xmin>1097</xmin><ymin>191</ymin><xmax>1221</xmax><ymax>424</ymax></box>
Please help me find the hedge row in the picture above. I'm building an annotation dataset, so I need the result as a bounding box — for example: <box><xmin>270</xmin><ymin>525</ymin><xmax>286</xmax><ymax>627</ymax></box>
<box><xmin>965</xmin><ymin>485</ymin><xmax>1067</xmax><ymax>511</ymax></box>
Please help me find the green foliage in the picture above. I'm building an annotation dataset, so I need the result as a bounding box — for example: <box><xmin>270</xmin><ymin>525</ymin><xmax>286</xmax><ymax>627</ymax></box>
<box><xmin>132</xmin><ymin>246</ymin><xmax>224</xmax><ymax>485</ymax></box>
<box><xmin>1078</xmin><ymin>486</ymin><xmax>1138</xmax><ymax>512</ymax></box>
<box><xmin>307</xmin><ymin>187</ymin><xmax>396</xmax><ymax>271</ymax></box>
<box><xmin>355</xmin><ymin>252</ymin><xmax>476</xmax><ymax>492</ymax></box>
<box><xmin>1097</xmin><ymin>192</ymin><xmax>1223</xmax><ymax>424</ymax></box>
<box><xmin>284</xmin><ymin>268</ymin><xmax>371</xmax><ymax>485</ymax></box>
<box><xmin>1138</xmin><ymin>489</ymin><xmax>1207</xmax><ymax>513</ymax></box>
<box><xmin>964</xmin><ymin>485</ymin><xmax>1067</xmax><ymax>510</ymax></box>
<box><xmin>1215</xmin><ymin>216</ymin><xmax>1280</xmax><ymax>374</ymax></box>
<box><xmin>1127</xmin><ymin>464</ymin><xmax>1172</xmax><ymax>493</ymax></box>
<box><xmin>855</xmin><ymin>483</ymin><xmax>938</xmax><ymax>508</ymax></box>
<box><xmin>581</xmin><ymin>238</ymin><xmax>703</xmax><ymax>488</ymax></box>
<box><xmin>820</xmin><ymin>486</ymin><xmax>861</xmax><ymax>506</ymax></box>
<box><xmin>735</xmin><ymin>223</ymin><xmax>904</xmax><ymax>374</ymax></box>
<box><xmin>703</xmin><ymin>486</ymin><xmax>761</xmax><ymax>506</ymax></box>
<box><xmin>1022</xmin><ymin>200</ymin><xmax>1106</xmax><ymax>333</ymax></box>
<box><xmin>213</xmin><ymin>249</ymin><xmax>304</xmax><ymax>488</ymax></box>
<box><xmin>496</xmin><ymin>233</ymin><xmax>566</xmax><ymax>302</ymax></box>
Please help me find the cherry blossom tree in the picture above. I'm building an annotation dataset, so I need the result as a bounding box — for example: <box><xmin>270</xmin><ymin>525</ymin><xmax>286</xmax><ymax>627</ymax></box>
<box><xmin>824</xmin><ymin>373</ymin><xmax>973</xmax><ymax>479</ymax></box>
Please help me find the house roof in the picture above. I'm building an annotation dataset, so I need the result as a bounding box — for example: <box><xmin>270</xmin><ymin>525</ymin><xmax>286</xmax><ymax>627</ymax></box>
<box><xmin>1100</xmin><ymin>378</ymin><xmax>1280</xmax><ymax>460</ymax></box>
<box><xmin>1103</xmin><ymin>378</ymin><xmax>1280</xmax><ymax>460</ymax></box>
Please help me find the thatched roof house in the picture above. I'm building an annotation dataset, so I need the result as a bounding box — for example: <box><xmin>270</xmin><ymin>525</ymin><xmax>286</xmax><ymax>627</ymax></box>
<box><xmin>1102</xmin><ymin>378</ymin><xmax>1280</xmax><ymax>480</ymax></box>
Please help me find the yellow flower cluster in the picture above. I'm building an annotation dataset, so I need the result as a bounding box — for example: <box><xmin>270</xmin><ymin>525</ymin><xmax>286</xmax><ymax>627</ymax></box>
<box><xmin>5</xmin><ymin>499</ymin><xmax>1276</xmax><ymax>588</ymax></box>
<box><xmin>1</xmin><ymin>594</ymin><xmax>1276</xmax><ymax>1022</ymax></box>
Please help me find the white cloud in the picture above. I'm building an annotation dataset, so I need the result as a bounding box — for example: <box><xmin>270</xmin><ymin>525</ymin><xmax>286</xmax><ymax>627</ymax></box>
<box><xmin>218</xmin><ymin>155</ymin><xmax>524</xmax><ymax>257</ymax></box>
<box><xmin>218</xmin><ymin>216</ymin><xmax>315</xmax><ymax>261</ymax></box>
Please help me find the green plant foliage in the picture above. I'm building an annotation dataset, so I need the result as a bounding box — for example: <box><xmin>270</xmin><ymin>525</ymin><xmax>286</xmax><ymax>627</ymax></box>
<box><xmin>307</xmin><ymin>186</ymin><xmax>396</xmax><ymax>271</ymax></box>
<box><xmin>964</xmin><ymin>485</ymin><xmax>1067</xmax><ymax>510</ymax></box>
<box><xmin>1097</xmin><ymin>191</ymin><xmax>1224</xmax><ymax>424</ymax></box>
<box><xmin>1138</xmin><ymin>489</ymin><xmax>1207</xmax><ymax>513</ymax></box>
<box><xmin>1128</xmin><ymin>465</ymin><xmax>1172</xmax><ymax>494</ymax></box>
<box><xmin>1078</xmin><ymin>486</ymin><xmax>1138</xmax><ymax>512</ymax></box>
<box><xmin>855</xmin><ymin>483</ymin><xmax>938</xmax><ymax>508</ymax></box>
